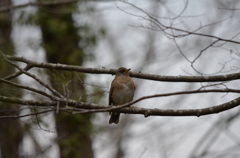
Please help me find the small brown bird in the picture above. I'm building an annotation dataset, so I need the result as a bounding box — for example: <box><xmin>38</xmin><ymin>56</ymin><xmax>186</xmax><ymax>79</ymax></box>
<box><xmin>109</xmin><ymin>67</ymin><xmax>135</xmax><ymax>124</ymax></box>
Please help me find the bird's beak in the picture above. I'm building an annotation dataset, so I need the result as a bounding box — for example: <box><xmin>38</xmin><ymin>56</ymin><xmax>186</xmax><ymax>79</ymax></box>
<box><xmin>126</xmin><ymin>68</ymin><xmax>131</xmax><ymax>73</ymax></box>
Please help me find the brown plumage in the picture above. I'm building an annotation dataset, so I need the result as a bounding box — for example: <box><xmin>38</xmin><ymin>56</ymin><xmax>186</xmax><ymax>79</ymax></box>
<box><xmin>109</xmin><ymin>67</ymin><xmax>135</xmax><ymax>124</ymax></box>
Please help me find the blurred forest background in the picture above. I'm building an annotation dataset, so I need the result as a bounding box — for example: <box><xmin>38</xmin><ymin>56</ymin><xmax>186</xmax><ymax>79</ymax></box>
<box><xmin>0</xmin><ymin>0</ymin><xmax>240</xmax><ymax>158</ymax></box>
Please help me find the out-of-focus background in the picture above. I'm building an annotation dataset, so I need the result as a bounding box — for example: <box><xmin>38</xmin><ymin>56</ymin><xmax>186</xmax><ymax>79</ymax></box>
<box><xmin>0</xmin><ymin>0</ymin><xmax>240</xmax><ymax>158</ymax></box>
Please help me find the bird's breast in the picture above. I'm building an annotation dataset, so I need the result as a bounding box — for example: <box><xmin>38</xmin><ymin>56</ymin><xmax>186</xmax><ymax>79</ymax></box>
<box><xmin>112</xmin><ymin>82</ymin><xmax>134</xmax><ymax>105</ymax></box>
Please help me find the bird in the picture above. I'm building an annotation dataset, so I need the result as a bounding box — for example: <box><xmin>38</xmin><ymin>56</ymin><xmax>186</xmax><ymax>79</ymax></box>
<box><xmin>109</xmin><ymin>67</ymin><xmax>135</xmax><ymax>124</ymax></box>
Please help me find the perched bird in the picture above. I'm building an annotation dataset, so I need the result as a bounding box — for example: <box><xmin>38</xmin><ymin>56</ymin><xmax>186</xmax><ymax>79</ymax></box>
<box><xmin>109</xmin><ymin>67</ymin><xmax>135</xmax><ymax>124</ymax></box>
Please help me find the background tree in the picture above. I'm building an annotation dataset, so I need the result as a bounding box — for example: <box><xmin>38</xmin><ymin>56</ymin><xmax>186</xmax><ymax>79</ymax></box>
<box><xmin>36</xmin><ymin>0</ymin><xmax>97</xmax><ymax>157</ymax></box>
<box><xmin>0</xmin><ymin>0</ymin><xmax>23</xmax><ymax>157</ymax></box>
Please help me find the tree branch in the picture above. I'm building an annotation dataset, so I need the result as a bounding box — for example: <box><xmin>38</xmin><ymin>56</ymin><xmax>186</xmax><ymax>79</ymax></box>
<box><xmin>0</xmin><ymin>0</ymin><xmax>115</xmax><ymax>13</ymax></box>
<box><xmin>1</xmin><ymin>53</ymin><xmax>64</xmax><ymax>98</ymax></box>
<box><xmin>0</xmin><ymin>110</ymin><xmax>53</xmax><ymax>120</ymax></box>
<box><xmin>0</xmin><ymin>88</ymin><xmax>240</xmax><ymax>117</ymax></box>
<box><xmin>119</xmin><ymin>1</ymin><xmax>240</xmax><ymax>45</ymax></box>
<box><xmin>0</xmin><ymin>78</ymin><xmax>56</xmax><ymax>100</ymax></box>
<box><xmin>3</xmin><ymin>55</ymin><xmax>240</xmax><ymax>83</ymax></box>
<box><xmin>1</xmin><ymin>53</ymin><xmax>240</xmax><ymax>118</ymax></box>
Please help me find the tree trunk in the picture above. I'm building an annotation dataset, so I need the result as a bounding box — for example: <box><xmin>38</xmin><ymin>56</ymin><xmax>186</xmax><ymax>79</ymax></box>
<box><xmin>37</xmin><ymin>2</ymin><xmax>94</xmax><ymax>158</ymax></box>
<box><xmin>0</xmin><ymin>0</ymin><xmax>23</xmax><ymax>158</ymax></box>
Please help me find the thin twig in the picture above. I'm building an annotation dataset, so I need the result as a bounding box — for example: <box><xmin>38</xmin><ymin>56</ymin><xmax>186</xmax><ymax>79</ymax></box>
<box><xmin>0</xmin><ymin>109</ymin><xmax>53</xmax><ymax>120</ymax></box>
<box><xmin>0</xmin><ymin>51</ymin><xmax>64</xmax><ymax>98</ymax></box>
<box><xmin>0</xmin><ymin>78</ymin><xmax>57</xmax><ymax>100</ymax></box>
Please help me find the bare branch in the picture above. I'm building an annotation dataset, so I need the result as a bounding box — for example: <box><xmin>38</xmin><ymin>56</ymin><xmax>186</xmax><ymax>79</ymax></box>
<box><xmin>119</xmin><ymin>1</ymin><xmax>240</xmax><ymax>45</ymax></box>
<box><xmin>3</xmin><ymin>64</ymin><xmax>32</xmax><ymax>80</ymax></box>
<box><xmin>0</xmin><ymin>0</ymin><xmax>77</xmax><ymax>12</ymax></box>
<box><xmin>1</xmin><ymin>53</ymin><xmax>239</xmax><ymax>118</ymax></box>
<box><xmin>192</xmin><ymin>40</ymin><xmax>220</xmax><ymax>64</ymax></box>
<box><xmin>218</xmin><ymin>8</ymin><xmax>240</xmax><ymax>11</ymax></box>
<box><xmin>0</xmin><ymin>88</ymin><xmax>240</xmax><ymax>117</ymax></box>
<box><xmin>0</xmin><ymin>78</ymin><xmax>56</xmax><ymax>100</ymax></box>
<box><xmin>3</xmin><ymin>55</ymin><xmax>240</xmax><ymax>83</ymax></box>
<box><xmin>0</xmin><ymin>52</ymin><xmax>64</xmax><ymax>98</ymax></box>
<box><xmin>0</xmin><ymin>0</ymin><xmax>116</xmax><ymax>12</ymax></box>
<box><xmin>0</xmin><ymin>110</ymin><xmax>53</xmax><ymax>120</ymax></box>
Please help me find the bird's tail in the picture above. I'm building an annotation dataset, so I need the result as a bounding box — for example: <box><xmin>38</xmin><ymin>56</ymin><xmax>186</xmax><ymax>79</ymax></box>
<box><xmin>109</xmin><ymin>113</ymin><xmax>120</xmax><ymax>124</ymax></box>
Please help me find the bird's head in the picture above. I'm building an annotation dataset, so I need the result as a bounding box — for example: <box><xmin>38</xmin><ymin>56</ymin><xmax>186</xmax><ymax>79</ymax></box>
<box><xmin>116</xmin><ymin>67</ymin><xmax>131</xmax><ymax>76</ymax></box>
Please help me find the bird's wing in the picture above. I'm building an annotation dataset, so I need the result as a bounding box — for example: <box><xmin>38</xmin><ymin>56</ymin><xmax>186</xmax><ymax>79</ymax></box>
<box><xmin>108</xmin><ymin>79</ymin><xmax>115</xmax><ymax>106</ymax></box>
